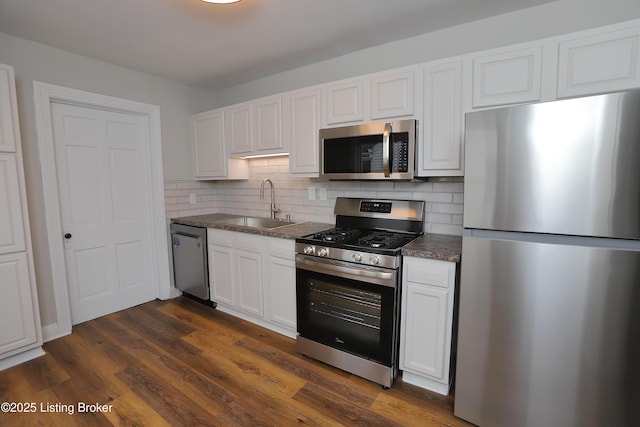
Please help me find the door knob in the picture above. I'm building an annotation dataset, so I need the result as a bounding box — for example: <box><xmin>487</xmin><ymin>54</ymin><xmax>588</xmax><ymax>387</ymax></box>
<box><xmin>64</xmin><ymin>233</ymin><xmax>72</xmax><ymax>239</ymax></box>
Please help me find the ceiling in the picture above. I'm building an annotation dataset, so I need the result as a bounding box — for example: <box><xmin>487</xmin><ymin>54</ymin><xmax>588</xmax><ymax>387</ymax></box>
<box><xmin>0</xmin><ymin>0</ymin><xmax>554</xmax><ymax>92</ymax></box>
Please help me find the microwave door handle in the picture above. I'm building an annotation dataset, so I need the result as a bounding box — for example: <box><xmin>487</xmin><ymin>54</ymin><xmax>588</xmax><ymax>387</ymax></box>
<box><xmin>383</xmin><ymin>122</ymin><xmax>392</xmax><ymax>177</ymax></box>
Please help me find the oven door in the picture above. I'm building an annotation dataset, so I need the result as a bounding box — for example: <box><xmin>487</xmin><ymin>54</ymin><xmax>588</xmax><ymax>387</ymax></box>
<box><xmin>295</xmin><ymin>254</ymin><xmax>399</xmax><ymax>366</ymax></box>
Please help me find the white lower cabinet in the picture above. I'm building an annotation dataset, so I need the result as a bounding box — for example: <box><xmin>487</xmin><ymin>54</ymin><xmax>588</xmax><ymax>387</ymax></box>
<box><xmin>265</xmin><ymin>238</ymin><xmax>296</xmax><ymax>331</ymax></box>
<box><xmin>400</xmin><ymin>256</ymin><xmax>456</xmax><ymax>395</ymax></box>
<box><xmin>234</xmin><ymin>234</ymin><xmax>264</xmax><ymax>317</ymax></box>
<box><xmin>208</xmin><ymin>230</ymin><xmax>235</xmax><ymax>307</ymax></box>
<box><xmin>207</xmin><ymin>229</ymin><xmax>296</xmax><ymax>337</ymax></box>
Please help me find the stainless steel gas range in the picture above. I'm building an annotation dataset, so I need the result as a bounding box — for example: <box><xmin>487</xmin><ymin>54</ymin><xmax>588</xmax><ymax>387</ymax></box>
<box><xmin>295</xmin><ymin>197</ymin><xmax>425</xmax><ymax>388</ymax></box>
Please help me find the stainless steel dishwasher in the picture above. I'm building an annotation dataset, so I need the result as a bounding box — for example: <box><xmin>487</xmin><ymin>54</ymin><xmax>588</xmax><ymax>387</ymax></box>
<box><xmin>170</xmin><ymin>223</ymin><xmax>215</xmax><ymax>306</ymax></box>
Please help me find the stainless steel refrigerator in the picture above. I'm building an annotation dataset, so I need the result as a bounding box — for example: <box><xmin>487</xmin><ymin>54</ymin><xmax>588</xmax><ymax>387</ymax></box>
<box><xmin>455</xmin><ymin>90</ymin><xmax>640</xmax><ymax>427</ymax></box>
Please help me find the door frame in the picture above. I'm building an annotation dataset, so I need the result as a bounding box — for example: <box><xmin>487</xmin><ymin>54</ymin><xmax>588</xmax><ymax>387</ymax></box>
<box><xmin>33</xmin><ymin>82</ymin><xmax>172</xmax><ymax>341</ymax></box>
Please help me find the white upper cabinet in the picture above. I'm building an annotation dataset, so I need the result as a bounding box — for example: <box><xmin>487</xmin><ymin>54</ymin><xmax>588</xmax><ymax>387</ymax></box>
<box><xmin>190</xmin><ymin>19</ymin><xmax>640</xmax><ymax>180</ymax></box>
<box><xmin>225</xmin><ymin>96</ymin><xmax>287</xmax><ymax>158</ymax></box>
<box><xmin>193</xmin><ymin>110</ymin><xmax>225</xmax><ymax>178</ymax></box>
<box><xmin>557</xmin><ymin>25</ymin><xmax>640</xmax><ymax>98</ymax></box>
<box><xmin>253</xmin><ymin>95</ymin><xmax>284</xmax><ymax>154</ymax></box>
<box><xmin>0</xmin><ymin>67</ymin><xmax>17</xmax><ymax>153</ymax></box>
<box><xmin>419</xmin><ymin>59</ymin><xmax>463</xmax><ymax>176</ymax></box>
<box><xmin>323</xmin><ymin>68</ymin><xmax>417</xmax><ymax>127</ymax></box>
<box><xmin>285</xmin><ymin>87</ymin><xmax>322</xmax><ymax>177</ymax></box>
<box><xmin>192</xmin><ymin>109</ymin><xmax>248</xmax><ymax>181</ymax></box>
<box><xmin>323</xmin><ymin>78</ymin><xmax>366</xmax><ymax>125</ymax></box>
<box><xmin>371</xmin><ymin>70</ymin><xmax>415</xmax><ymax>120</ymax></box>
<box><xmin>226</xmin><ymin>102</ymin><xmax>253</xmax><ymax>156</ymax></box>
<box><xmin>472</xmin><ymin>45</ymin><xmax>543</xmax><ymax>108</ymax></box>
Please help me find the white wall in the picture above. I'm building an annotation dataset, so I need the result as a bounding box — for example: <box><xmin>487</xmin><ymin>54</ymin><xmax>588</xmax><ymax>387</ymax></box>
<box><xmin>211</xmin><ymin>0</ymin><xmax>640</xmax><ymax>107</ymax></box>
<box><xmin>0</xmin><ymin>32</ymin><xmax>214</xmax><ymax>327</ymax></box>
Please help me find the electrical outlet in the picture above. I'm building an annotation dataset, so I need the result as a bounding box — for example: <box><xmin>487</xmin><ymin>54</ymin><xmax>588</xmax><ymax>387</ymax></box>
<box><xmin>308</xmin><ymin>187</ymin><xmax>316</xmax><ymax>200</ymax></box>
<box><xmin>189</xmin><ymin>193</ymin><xmax>197</xmax><ymax>205</ymax></box>
<box><xmin>318</xmin><ymin>188</ymin><xmax>327</xmax><ymax>200</ymax></box>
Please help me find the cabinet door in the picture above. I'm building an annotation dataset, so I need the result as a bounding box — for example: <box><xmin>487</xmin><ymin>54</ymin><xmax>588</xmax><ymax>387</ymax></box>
<box><xmin>419</xmin><ymin>60</ymin><xmax>463</xmax><ymax>176</ymax></box>
<box><xmin>208</xmin><ymin>230</ymin><xmax>236</xmax><ymax>307</ymax></box>
<box><xmin>402</xmin><ymin>282</ymin><xmax>449</xmax><ymax>380</ymax></box>
<box><xmin>371</xmin><ymin>70</ymin><xmax>415</xmax><ymax>119</ymax></box>
<box><xmin>286</xmin><ymin>88</ymin><xmax>321</xmax><ymax>176</ymax></box>
<box><xmin>235</xmin><ymin>247</ymin><xmax>263</xmax><ymax>317</ymax></box>
<box><xmin>0</xmin><ymin>252</ymin><xmax>38</xmax><ymax>356</ymax></box>
<box><xmin>267</xmin><ymin>248</ymin><xmax>296</xmax><ymax>330</ymax></box>
<box><xmin>472</xmin><ymin>46</ymin><xmax>542</xmax><ymax>108</ymax></box>
<box><xmin>253</xmin><ymin>95</ymin><xmax>282</xmax><ymax>153</ymax></box>
<box><xmin>557</xmin><ymin>26</ymin><xmax>640</xmax><ymax>98</ymax></box>
<box><xmin>324</xmin><ymin>79</ymin><xmax>365</xmax><ymax>125</ymax></box>
<box><xmin>0</xmin><ymin>154</ymin><xmax>26</xmax><ymax>255</ymax></box>
<box><xmin>209</xmin><ymin>243</ymin><xmax>235</xmax><ymax>306</ymax></box>
<box><xmin>226</xmin><ymin>103</ymin><xmax>252</xmax><ymax>155</ymax></box>
<box><xmin>193</xmin><ymin>110</ymin><xmax>226</xmax><ymax>179</ymax></box>
<box><xmin>0</xmin><ymin>66</ymin><xmax>17</xmax><ymax>153</ymax></box>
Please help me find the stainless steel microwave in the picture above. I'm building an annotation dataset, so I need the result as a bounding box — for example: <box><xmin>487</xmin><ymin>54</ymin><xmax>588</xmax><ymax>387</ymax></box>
<box><xmin>319</xmin><ymin>119</ymin><xmax>417</xmax><ymax>180</ymax></box>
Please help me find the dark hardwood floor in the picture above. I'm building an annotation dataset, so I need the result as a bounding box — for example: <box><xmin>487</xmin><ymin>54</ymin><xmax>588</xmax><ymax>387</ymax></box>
<box><xmin>0</xmin><ymin>297</ymin><xmax>473</xmax><ymax>426</ymax></box>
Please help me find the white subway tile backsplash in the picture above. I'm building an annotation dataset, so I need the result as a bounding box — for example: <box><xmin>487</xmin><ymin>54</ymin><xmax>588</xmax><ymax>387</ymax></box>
<box><xmin>165</xmin><ymin>158</ymin><xmax>464</xmax><ymax>235</ymax></box>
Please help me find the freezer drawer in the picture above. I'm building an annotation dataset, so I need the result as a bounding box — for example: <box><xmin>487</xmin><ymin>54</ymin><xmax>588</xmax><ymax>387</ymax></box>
<box><xmin>170</xmin><ymin>223</ymin><xmax>209</xmax><ymax>300</ymax></box>
<box><xmin>455</xmin><ymin>235</ymin><xmax>640</xmax><ymax>427</ymax></box>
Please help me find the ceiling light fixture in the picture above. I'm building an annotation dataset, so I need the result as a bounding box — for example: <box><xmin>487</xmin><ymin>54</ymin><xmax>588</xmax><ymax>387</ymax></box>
<box><xmin>201</xmin><ymin>0</ymin><xmax>241</xmax><ymax>3</ymax></box>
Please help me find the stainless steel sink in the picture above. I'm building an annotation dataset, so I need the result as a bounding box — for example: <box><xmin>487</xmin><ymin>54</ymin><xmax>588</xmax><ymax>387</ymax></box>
<box><xmin>216</xmin><ymin>216</ymin><xmax>296</xmax><ymax>229</ymax></box>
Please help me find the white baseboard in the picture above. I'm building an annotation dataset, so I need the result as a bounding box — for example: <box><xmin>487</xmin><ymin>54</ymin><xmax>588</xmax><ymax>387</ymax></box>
<box><xmin>0</xmin><ymin>347</ymin><xmax>46</xmax><ymax>371</ymax></box>
<box><xmin>42</xmin><ymin>322</ymin><xmax>71</xmax><ymax>343</ymax></box>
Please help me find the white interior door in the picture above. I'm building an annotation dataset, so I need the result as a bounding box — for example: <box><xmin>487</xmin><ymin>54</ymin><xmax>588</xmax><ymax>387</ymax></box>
<box><xmin>51</xmin><ymin>102</ymin><xmax>156</xmax><ymax>324</ymax></box>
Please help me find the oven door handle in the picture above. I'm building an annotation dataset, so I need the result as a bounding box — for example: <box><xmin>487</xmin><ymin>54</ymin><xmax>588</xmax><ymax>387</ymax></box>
<box><xmin>296</xmin><ymin>255</ymin><xmax>397</xmax><ymax>288</ymax></box>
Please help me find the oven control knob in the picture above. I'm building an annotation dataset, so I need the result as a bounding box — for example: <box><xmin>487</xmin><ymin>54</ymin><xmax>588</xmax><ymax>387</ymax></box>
<box><xmin>303</xmin><ymin>245</ymin><xmax>315</xmax><ymax>255</ymax></box>
<box><xmin>352</xmin><ymin>253</ymin><xmax>362</xmax><ymax>262</ymax></box>
<box><xmin>369</xmin><ymin>255</ymin><xmax>380</xmax><ymax>265</ymax></box>
<box><xmin>318</xmin><ymin>248</ymin><xmax>329</xmax><ymax>257</ymax></box>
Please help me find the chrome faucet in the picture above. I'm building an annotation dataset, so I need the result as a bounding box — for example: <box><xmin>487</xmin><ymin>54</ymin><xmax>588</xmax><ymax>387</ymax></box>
<box><xmin>259</xmin><ymin>178</ymin><xmax>280</xmax><ymax>219</ymax></box>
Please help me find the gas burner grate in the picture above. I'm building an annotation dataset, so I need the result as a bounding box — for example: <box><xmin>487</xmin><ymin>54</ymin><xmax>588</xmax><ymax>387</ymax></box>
<box><xmin>312</xmin><ymin>228</ymin><xmax>360</xmax><ymax>244</ymax></box>
<box><xmin>356</xmin><ymin>231</ymin><xmax>415</xmax><ymax>250</ymax></box>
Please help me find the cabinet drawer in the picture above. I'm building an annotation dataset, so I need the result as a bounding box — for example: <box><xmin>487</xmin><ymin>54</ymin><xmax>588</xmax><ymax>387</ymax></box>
<box><xmin>404</xmin><ymin>257</ymin><xmax>455</xmax><ymax>289</ymax></box>
<box><xmin>208</xmin><ymin>228</ymin><xmax>234</xmax><ymax>247</ymax></box>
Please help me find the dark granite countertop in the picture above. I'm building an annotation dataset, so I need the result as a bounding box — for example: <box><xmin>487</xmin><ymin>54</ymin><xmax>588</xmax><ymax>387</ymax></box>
<box><xmin>171</xmin><ymin>214</ymin><xmax>332</xmax><ymax>240</ymax></box>
<box><xmin>401</xmin><ymin>234</ymin><xmax>462</xmax><ymax>263</ymax></box>
<box><xmin>173</xmin><ymin>214</ymin><xmax>461</xmax><ymax>262</ymax></box>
